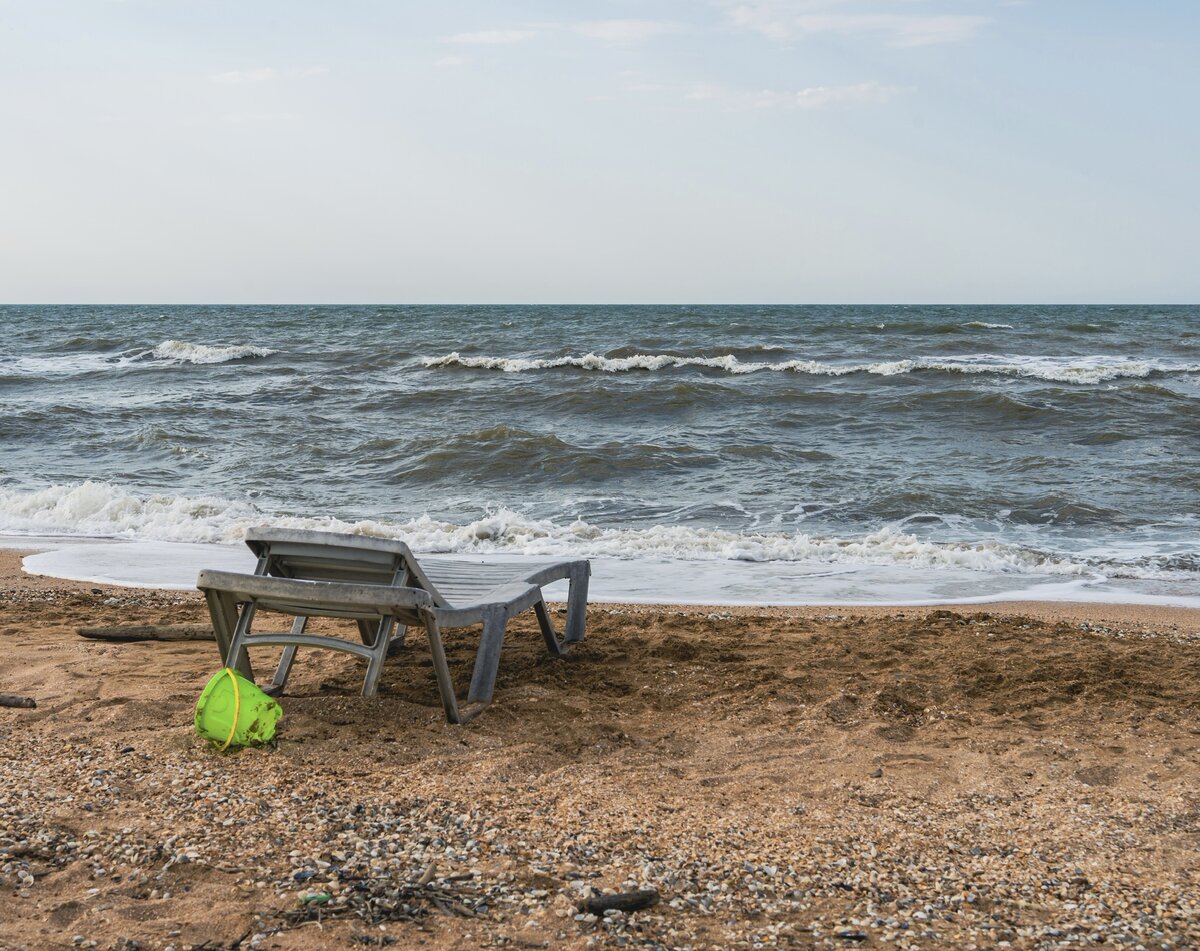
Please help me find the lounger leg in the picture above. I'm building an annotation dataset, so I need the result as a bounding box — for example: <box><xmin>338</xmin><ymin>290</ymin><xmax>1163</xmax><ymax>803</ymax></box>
<box><xmin>388</xmin><ymin>566</ymin><xmax>409</xmax><ymax>655</ymax></box>
<box><xmin>564</xmin><ymin>566</ymin><xmax>589</xmax><ymax>645</ymax></box>
<box><xmin>205</xmin><ymin>590</ymin><xmax>238</xmax><ymax>667</ymax></box>
<box><xmin>534</xmin><ymin>597</ymin><xmax>565</xmax><ymax>658</ymax></box>
<box><xmin>361</xmin><ymin>616</ymin><xmax>395</xmax><ymax>698</ymax></box>
<box><xmin>225</xmin><ymin>602</ymin><xmax>257</xmax><ymax>681</ymax></box>
<box><xmin>268</xmin><ymin>617</ymin><xmax>306</xmax><ymax>695</ymax></box>
<box><xmin>362</xmin><ymin>650</ymin><xmax>383</xmax><ymax>698</ymax></box>
<box><xmin>355</xmin><ymin>619</ymin><xmax>374</xmax><ymax>644</ymax></box>
<box><xmin>360</xmin><ymin>618</ymin><xmax>405</xmax><ymax>654</ymax></box>
<box><xmin>467</xmin><ymin>610</ymin><xmax>508</xmax><ymax>706</ymax></box>
<box><xmin>422</xmin><ymin>613</ymin><xmax>461</xmax><ymax>724</ymax></box>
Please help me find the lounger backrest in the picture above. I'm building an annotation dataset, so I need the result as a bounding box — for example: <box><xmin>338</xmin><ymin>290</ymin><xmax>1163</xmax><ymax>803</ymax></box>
<box><xmin>243</xmin><ymin>528</ymin><xmax>448</xmax><ymax>605</ymax></box>
<box><xmin>261</xmin><ymin>540</ymin><xmax>401</xmax><ymax>584</ymax></box>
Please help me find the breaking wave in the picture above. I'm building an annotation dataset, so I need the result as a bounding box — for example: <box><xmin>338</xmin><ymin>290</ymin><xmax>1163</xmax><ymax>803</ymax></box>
<box><xmin>422</xmin><ymin>352</ymin><xmax>1200</xmax><ymax>385</ymax></box>
<box><xmin>0</xmin><ymin>341</ymin><xmax>276</xmax><ymax>378</ymax></box>
<box><xmin>148</xmin><ymin>340</ymin><xmax>277</xmax><ymax>364</ymax></box>
<box><xmin>0</xmin><ymin>482</ymin><xmax>1186</xmax><ymax>581</ymax></box>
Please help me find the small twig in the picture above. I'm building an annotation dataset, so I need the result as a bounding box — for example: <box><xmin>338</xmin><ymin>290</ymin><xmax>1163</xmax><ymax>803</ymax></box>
<box><xmin>416</xmin><ymin>863</ymin><xmax>437</xmax><ymax>887</ymax></box>
<box><xmin>199</xmin><ymin>860</ymin><xmax>243</xmax><ymax>875</ymax></box>
<box><xmin>271</xmin><ymin>871</ymin><xmax>485</xmax><ymax>935</ymax></box>
<box><xmin>432</xmin><ymin>896</ymin><xmax>476</xmax><ymax>918</ymax></box>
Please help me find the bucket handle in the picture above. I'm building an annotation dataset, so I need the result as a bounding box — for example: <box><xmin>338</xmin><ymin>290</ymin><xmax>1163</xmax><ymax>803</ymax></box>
<box><xmin>218</xmin><ymin>667</ymin><xmax>241</xmax><ymax>752</ymax></box>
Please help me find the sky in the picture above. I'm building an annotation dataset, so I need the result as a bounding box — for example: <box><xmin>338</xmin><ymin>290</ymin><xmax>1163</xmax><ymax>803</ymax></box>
<box><xmin>0</xmin><ymin>0</ymin><xmax>1197</xmax><ymax>304</ymax></box>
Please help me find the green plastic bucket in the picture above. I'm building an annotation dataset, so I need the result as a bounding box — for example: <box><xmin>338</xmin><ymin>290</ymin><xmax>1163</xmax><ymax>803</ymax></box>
<box><xmin>194</xmin><ymin>668</ymin><xmax>282</xmax><ymax>751</ymax></box>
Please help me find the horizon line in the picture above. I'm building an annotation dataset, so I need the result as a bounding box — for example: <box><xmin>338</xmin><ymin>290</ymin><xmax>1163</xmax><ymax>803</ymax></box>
<box><xmin>2</xmin><ymin>301</ymin><xmax>1197</xmax><ymax>308</ymax></box>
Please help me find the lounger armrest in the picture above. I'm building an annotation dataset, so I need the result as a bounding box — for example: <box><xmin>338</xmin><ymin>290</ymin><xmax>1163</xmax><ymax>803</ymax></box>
<box><xmin>196</xmin><ymin>569</ymin><xmax>433</xmax><ymax>614</ymax></box>
<box><xmin>519</xmin><ymin>559</ymin><xmax>591</xmax><ymax>587</ymax></box>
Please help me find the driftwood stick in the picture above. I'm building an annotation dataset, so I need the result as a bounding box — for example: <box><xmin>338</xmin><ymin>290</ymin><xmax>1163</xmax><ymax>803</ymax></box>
<box><xmin>579</xmin><ymin>889</ymin><xmax>660</xmax><ymax>915</ymax></box>
<box><xmin>77</xmin><ymin>625</ymin><xmax>214</xmax><ymax>642</ymax></box>
<box><xmin>0</xmin><ymin>694</ymin><xmax>37</xmax><ymax>709</ymax></box>
<box><xmin>416</xmin><ymin>862</ymin><xmax>438</xmax><ymax>887</ymax></box>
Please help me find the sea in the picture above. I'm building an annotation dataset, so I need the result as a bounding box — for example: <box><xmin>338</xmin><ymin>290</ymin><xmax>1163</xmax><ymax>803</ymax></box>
<box><xmin>1</xmin><ymin>305</ymin><xmax>1197</xmax><ymax>606</ymax></box>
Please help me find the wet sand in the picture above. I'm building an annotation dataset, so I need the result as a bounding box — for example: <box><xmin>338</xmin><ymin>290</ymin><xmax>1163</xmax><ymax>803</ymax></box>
<box><xmin>2</xmin><ymin>551</ymin><xmax>1198</xmax><ymax>949</ymax></box>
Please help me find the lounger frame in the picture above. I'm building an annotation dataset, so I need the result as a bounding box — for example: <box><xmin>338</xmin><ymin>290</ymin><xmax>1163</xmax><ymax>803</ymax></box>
<box><xmin>197</xmin><ymin>529</ymin><xmax>589</xmax><ymax>723</ymax></box>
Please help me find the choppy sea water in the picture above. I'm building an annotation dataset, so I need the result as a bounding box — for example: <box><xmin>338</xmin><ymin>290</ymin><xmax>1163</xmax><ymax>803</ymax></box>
<box><xmin>2</xmin><ymin>305</ymin><xmax>1198</xmax><ymax>605</ymax></box>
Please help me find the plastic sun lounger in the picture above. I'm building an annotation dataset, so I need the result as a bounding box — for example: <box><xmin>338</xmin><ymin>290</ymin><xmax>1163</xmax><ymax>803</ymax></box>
<box><xmin>196</xmin><ymin>528</ymin><xmax>590</xmax><ymax>724</ymax></box>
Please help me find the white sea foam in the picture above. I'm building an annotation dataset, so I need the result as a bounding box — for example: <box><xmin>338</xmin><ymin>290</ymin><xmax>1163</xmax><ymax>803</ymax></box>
<box><xmin>0</xmin><ymin>340</ymin><xmax>276</xmax><ymax>377</ymax></box>
<box><xmin>905</xmin><ymin>354</ymin><xmax>1177</xmax><ymax>384</ymax></box>
<box><xmin>0</xmin><ymin>482</ymin><xmax>263</xmax><ymax>541</ymax></box>
<box><xmin>422</xmin><ymin>352</ymin><xmax>855</xmax><ymax>376</ymax></box>
<box><xmin>149</xmin><ymin>340</ymin><xmax>277</xmax><ymax>364</ymax></box>
<box><xmin>0</xmin><ymin>353</ymin><xmax>139</xmax><ymax>377</ymax></box>
<box><xmin>422</xmin><ymin>351</ymin><xmax>1200</xmax><ymax>384</ymax></box>
<box><xmin>0</xmin><ymin>482</ymin><xmax>1185</xmax><ymax>582</ymax></box>
<box><xmin>962</xmin><ymin>321</ymin><xmax>1015</xmax><ymax>330</ymax></box>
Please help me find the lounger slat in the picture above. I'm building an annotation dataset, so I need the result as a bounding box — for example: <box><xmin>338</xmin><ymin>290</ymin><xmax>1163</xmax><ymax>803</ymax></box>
<box><xmin>423</xmin><ymin>571</ymin><xmax>511</xmax><ymax>581</ymax></box>
<box><xmin>430</xmin><ymin>582</ymin><xmax>508</xmax><ymax>596</ymax></box>
<box><xmin>424</xmin><ymin>562</ymin><xmax>559</xmax><ymax>576</ymax></box>
<box><xmin>245</xmin><ymin>529</ymin><xmax>416</xmax><ymax>557</ymax></box>
<box><xmin>421</xmin><ymin>563</ymin><xmax>524</xmax><ymax>573</ymax></box>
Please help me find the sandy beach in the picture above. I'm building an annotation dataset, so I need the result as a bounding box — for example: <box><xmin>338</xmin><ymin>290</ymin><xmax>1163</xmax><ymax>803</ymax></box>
<box><xmin>2</xmin><ymin>550</ymin><xmax>1199</xmax><ymax>950</ymax></box>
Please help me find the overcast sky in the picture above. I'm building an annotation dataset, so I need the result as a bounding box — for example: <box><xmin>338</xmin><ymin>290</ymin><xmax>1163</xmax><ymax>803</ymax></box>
<box><xmin>1</xmin><ymin>1</ymin><xmax>1197</xmax><ymax>303</ymax></box>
